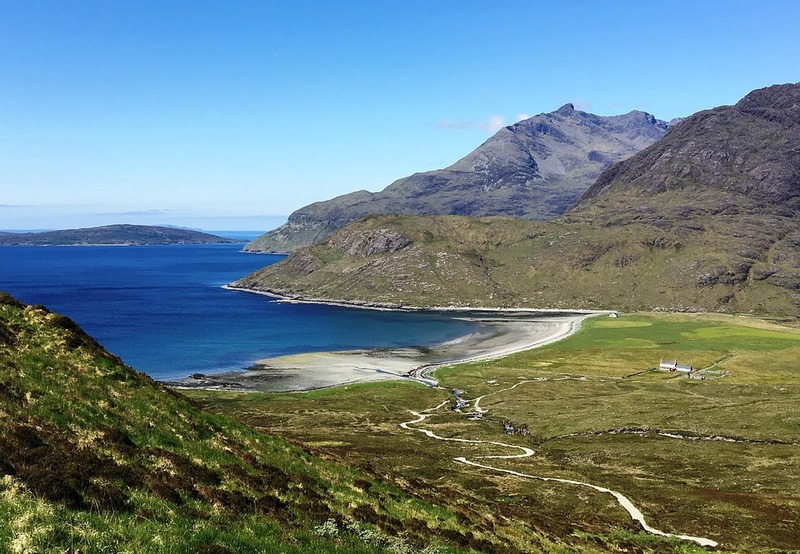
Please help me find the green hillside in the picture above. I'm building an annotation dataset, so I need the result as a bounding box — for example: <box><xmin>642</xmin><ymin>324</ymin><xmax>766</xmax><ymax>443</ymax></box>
<box><xmin>191</xmin><ymin>311</ymin><xmax>800</xmax><ymax>553</ymax></box>
<box><xmin>0</xmin><ymin>292</ymin><xmax>536</xmax><ymax>553</ymax></box>
<box><xmin>4</xmin><ymin>292</ymin><xmax>797</xmax><ymax>552</ymax></box>
<box><xmin>231</xmin><ymin>214</ymin><xmax>799</xmax><ymax>318</ymax></box>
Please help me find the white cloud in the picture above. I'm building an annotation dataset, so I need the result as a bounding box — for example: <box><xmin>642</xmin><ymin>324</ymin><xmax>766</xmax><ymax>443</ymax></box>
<box><xmin>435</xmin><ymin>114</ymin><xmax>508</xmax><ymax>133</ymax></box>
<box><xmin>515</xmin><ymin>113</ymin><xmax>532</xmax><ymax>122</ymax></box>
<box><xmin>483</xmin><ymin>115</ymin><xmax>507</xmax><ymax>132</ymax></box>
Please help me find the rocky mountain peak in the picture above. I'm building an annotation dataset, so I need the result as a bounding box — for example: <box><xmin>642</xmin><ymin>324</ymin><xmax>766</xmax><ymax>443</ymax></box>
<box><xmin>239</xmin><ymin>83</ymin><xmax>800</xmax><ymax>317</ymax></box>
<box><xmin>246</xmin><ymin>104</ymin><xmax>669</xmax><ymax>252</ymax></box>
<box><xmin>735</xmin><ymin>82</ymin><xmax>800</xmax><ymax>126</ymax></box>
<box><xmin>556</xmin><ymin>103</ymin><xmax>575</xmax><ymax>115</ymax></box>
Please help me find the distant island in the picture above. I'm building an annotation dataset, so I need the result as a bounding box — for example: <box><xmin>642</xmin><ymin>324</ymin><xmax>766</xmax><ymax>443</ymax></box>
<box><xmin>0</xmin><ymin>224</ymin><xmax>243</xmax><ymax>246</ymax></box>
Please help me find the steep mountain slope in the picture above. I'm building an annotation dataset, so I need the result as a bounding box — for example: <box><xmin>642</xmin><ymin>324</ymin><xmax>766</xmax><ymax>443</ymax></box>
<box><xmin>0</xmin><ymin>292</ymin><xmax>546</xmax><ymax>552</ymax></box>
<box><xmin>563</xmin><ymin>81</ymin><xmax>800</xmax><ymax>307</ymax></box>
<box><xmin>570</xmin><ymin>82</ymin><xmax>800</xmax><ymax>224</ymax></box>
<box><xmin>0</xmin><ymin>224</ymin><xmax>241</xmax><ymax>245</ymax></box>
<box><xmin>232</xmin><ymin>83</ymin><xmax>800</xmax><ymax>318</ymax></box>
<box><xmin>247</xmin><ymin>105</ymin><xmax>668</xmax><ymax>252</ymax></box>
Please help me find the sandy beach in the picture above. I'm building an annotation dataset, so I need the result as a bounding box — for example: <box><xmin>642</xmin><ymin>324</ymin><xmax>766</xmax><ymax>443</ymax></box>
<box><xmin>165</xmin><ymin>312</ymin><xmax>593</xmax><ymax>393</ymax></box>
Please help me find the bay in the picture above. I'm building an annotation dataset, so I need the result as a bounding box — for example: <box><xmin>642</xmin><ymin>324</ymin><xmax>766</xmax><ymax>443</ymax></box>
<box><xmin>0</xmin><ymin>243</ymin><xmax>478</xmax><ymax>380</ymax></box>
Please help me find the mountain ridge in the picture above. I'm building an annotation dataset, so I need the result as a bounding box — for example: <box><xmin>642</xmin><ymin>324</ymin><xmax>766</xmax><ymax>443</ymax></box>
<box><xmin>246</xmin><ymin>105</ymin><xmax>669</xmax><ymax>252</ymax></box>
<box><xmin>571</xmin><ymin>82</ymin><xmax>800</xmax><ymax>222</ymax></box>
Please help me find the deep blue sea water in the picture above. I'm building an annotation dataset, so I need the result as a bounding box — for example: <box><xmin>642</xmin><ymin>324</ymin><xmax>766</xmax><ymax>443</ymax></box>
<box><xmin>0</xmin><ymin>242</ymin><xmax>478</xmax><ymax>380</ymax></box>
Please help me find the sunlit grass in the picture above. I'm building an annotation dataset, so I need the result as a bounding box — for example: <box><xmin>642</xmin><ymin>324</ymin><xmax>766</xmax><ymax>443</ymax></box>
<box><xmin>193</xmin><ymin>311</ymin><xmax>800</xmax><ymax>552</ymax></box>
<box><xmin>0</xmin><ymin>294</ymin><xmax>483</xmax><ymax>553</ymax></box>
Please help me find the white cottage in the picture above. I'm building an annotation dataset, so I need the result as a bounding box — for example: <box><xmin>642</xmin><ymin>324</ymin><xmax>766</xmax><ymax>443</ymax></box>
<box><xmin>659</xmin><ymin>359</ymin><xmax>693</xmax><ymax>372</ymax></box>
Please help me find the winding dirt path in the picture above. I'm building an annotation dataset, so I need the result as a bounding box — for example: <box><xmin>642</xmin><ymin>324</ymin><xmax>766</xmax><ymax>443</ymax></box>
<box><xmin>399</xmin><ymin>404</ymin><xmax>535</xmax><ymax>459</ymax></box>
<box><xmin>399</xmin><ymin>382</ymin><xmax>719</xmax><ymax>548</ymax></box>
<box><xmin>453</xmin><ymin>457</ymin><xmax>718</xmax><ymax>547</ymax></box>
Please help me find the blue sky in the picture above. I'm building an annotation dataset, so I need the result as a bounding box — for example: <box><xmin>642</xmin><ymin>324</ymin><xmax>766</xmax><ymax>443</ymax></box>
<box><xmin>2</xmin><ymin>0</ymin><xmax>799</xmax><ymax>231</ymax></box>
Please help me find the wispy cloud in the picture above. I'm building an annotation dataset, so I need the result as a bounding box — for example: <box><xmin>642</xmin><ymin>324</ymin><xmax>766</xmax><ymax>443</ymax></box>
<box><xmin>607</xmin><ymin>100</ymin><xmax>624</xmax><ymax>112</ymax></box>
<box><xmin>95</xmin><ymin>209</ymin><xmax>173</xmax><ymax>216</ymax></box>
<box><xmin>435</xmin><ymin>115</ymin><xmax>508</xmax><ymax>133</ymax></box>
<box><xmin>571</xmin><ymin>100</ymin><xmax>593</xmax><ymax>112</ymax></box>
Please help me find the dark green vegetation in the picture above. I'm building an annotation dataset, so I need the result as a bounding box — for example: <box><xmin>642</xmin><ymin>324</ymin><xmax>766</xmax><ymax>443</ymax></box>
<box><xmin>246</xmin><ymin>105</ymin><xmax>667</xmax><ymax>252</ymax></box>
<box><xmin>234</xmin><ymin>83</ymin><xmax>800</xmax><ymax>318</ymax></box>
<box><xmin>190</xmin><ymin>312</ymin><xmax>800</xmax><ymax>553</ymax></box>
<box><xmin>0</xmin><ymin>224</ymin><xmax>241</xmax><ymax>245</ymax></box>
<box><xmin>0</xmin><ymin>292</ymin><xmax>535</xmax><ymax>553</ymax></box>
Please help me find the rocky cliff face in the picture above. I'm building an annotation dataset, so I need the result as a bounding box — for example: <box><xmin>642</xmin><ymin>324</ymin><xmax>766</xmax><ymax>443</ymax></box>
<box><xmin>246</xmin><ymin>105</ymin><xmax>668</xmax><ymax>252</ymax></box>
<box><xmin>328</xmin><ymin>227</ymin><xmax>411</xmax><ymax>257</ymax></box>
<box><xmin>572</xmin><ymin>83</ymin><xmax>800</xmax><ymax>223</ymax></box>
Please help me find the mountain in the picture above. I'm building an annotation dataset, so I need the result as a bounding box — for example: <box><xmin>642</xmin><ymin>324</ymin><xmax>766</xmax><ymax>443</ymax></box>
<box><xmin>232</xmin><ymin>83</ymin><xmax>800</xmax><ymax>318</ymax></box>
<box><xmin>0</xmin><ymin>224</ymin><xmax>242</xmax><ymax>246</ymax></box>
<box><xmin>569</xmin><ymin>82</ymin><xmax>800</xmax><ymax>224</ymax></box>
<box><xmin>246</xmin><ymin>105</ymin><xmax>669</xmax><ymax>252</ymax></box>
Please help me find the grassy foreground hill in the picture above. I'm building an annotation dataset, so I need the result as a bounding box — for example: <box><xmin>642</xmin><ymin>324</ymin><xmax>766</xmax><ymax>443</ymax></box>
<box><xmin>4</xmin><ymin>292</ymin><xmax>798</xmax><ymax>552</ymax></box>
<box><xmin>1</xmin><ymin>291</ymin><xmax>580</xmax><ymax>553</ymax></box>
<box><xmin>232</xmin><ymin>83</ymin><xmax>800</xmax><ymax>318</ymax></box>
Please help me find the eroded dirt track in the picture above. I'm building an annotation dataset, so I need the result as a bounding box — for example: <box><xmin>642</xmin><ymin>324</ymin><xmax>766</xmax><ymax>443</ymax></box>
<box><xmin>400</xmin><ymin>380</ymin><xmax>719</xmax><ymax>548</ymax></box>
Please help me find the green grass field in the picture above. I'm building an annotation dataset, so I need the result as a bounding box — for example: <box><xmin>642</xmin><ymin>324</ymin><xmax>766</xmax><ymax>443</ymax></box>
<box><xmin>189</xmin><ymin>312</ymin><xmax>800</xmax><ymax>553</ymax></box>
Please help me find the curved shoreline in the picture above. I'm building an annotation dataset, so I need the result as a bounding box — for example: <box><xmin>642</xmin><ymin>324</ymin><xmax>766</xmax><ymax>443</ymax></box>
<box><xmin>223</xmin><ymin>284</ymin><xmax>604</xmax><ymax>316</ymax></box>
<box><xmin>410</xmin><ymin>315</ymin><xmax>584</xmax><ymax>386</ymax></box>
<box><xmin>166</xmin><ymin>305</ymin><xmax>595</xmax><ymax>393</ymax></box>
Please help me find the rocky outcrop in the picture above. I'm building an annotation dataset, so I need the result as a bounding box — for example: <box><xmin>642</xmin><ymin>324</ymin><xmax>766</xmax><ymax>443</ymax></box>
<box><xmin>246</xmin><ymin>105</ymin><xmax>669</xmax><ymax>252</ymax></box>
<box><xmin>328</xmin><ymin>228</ymin><xmax>411</xmax><ymax>257</ymax></box>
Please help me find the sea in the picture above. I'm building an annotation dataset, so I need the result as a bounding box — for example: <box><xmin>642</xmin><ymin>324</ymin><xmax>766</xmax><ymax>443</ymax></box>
<box><xmin>0</xmin><ymin>234</ymin><xmax>479</xmax><ymax>380</ymax></box>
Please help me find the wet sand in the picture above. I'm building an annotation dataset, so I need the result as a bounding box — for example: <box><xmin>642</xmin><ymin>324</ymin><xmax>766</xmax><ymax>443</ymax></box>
<box><xmin>164</xmin><ymin>313</ymin><xmax>592</xmax><ymax>393</ymax></box>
